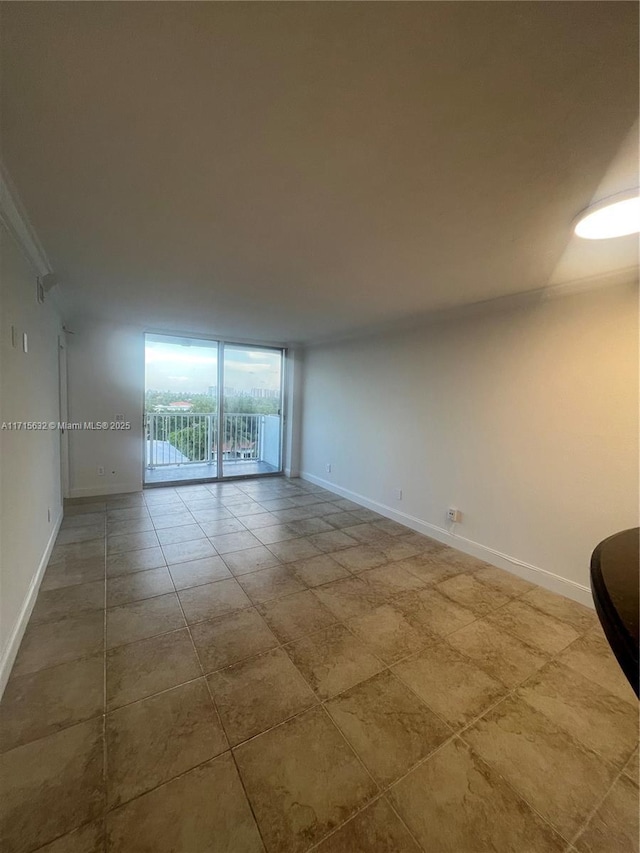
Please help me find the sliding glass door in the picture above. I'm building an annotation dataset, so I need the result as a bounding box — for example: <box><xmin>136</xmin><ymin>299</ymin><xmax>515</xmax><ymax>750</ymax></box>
<box><xmin>144</xmin><ymin>334</ymin><xmax>219</xmax><ymax>485</ymax></box>
<box><xmin>221</xmin><ymin>345</ymin><xmax>283</xmax><ymax>479</ymax></box>
<box><xmin>144</xmin><ymin>333</ymin><xmax>284</xmax><ymax>485</ymax></box>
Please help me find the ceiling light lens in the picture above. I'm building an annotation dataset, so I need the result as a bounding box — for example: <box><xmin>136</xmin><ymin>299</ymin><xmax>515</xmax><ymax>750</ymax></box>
<box><xmin>575</xmin><ymin>195</ymin><xmax>640</xmax><ymax>240</ymax></box>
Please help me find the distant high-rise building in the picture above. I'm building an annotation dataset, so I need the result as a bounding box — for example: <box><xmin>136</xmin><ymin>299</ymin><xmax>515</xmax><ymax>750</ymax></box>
<box><xmin>251</xmin><ymin>388</ymin><xmax>279</xmax><ymax>399</ymax></box>
<box><xmin>207</xmin><ymin>385</ymin><xmax>217</xmax><ymax>397</ymax></box>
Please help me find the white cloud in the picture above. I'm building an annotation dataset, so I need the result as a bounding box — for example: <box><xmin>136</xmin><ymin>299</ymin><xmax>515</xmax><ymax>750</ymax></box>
<box><xmin>145</xmin><ymin>340</ymin><xmax>281</xmax><ymax>393</ymax></box>
<box><xmin>145</xmin><ymin>349</ymin><xmax>217</xmax><ymax>366</ymax></box>
<box><xmin>228</xmin><ymin>362</ymin><xmax>273</xmax><ymax>372</ymax></box>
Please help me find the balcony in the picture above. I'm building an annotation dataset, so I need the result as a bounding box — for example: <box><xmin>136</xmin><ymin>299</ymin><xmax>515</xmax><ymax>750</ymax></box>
<box><xmin>144</xmin><ymin>412</ymin><xmax>281</xmax><ymax>484</ymax></box>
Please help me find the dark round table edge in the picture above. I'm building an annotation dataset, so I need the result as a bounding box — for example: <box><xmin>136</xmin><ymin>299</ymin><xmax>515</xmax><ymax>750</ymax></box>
<box><xmin>590</xmin><ymin>530</ymin><xmax>639</xmax><ymax>698</ymax></box>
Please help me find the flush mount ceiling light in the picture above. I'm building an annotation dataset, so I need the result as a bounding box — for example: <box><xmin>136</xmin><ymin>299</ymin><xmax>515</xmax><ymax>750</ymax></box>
<box><xmin>574</xmin><ymin>188</ymin><xmax>640</xmax><ymax>240</ymax></box>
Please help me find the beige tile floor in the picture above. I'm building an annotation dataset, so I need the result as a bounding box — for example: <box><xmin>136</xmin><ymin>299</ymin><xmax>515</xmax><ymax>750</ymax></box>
<box><xmin>1</xmin><ymin>478</ymin><xmax>637</xmax><ymax>853</ymax></box>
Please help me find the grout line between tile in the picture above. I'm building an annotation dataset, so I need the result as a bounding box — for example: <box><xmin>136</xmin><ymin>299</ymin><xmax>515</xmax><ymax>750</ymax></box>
<box><xmin>566</xmin><ymin>753</ymin><xmax>635</xmax><ymax>849</ymax></box>
<box><xmin>173</xmin><ymin>564</ymin><xmax>272</xmax><ymax>853</ymax></box>
<box><xmin>15</xmin><ymin>480</ymin><xmax>628</xmax><ymax>853</ymax></box>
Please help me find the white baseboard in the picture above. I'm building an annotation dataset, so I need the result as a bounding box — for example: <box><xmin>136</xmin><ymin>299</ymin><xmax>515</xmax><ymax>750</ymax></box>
<box><xmin>69</xmin><ymin>480</ymin><xmax>142</xmax><ymax>498</ymax></box>
<box><xmin>0</xmin><ymin>508</ymin><xmax>64</xmax><ymax>699</ymax></box>
<box><xmin>300</xmin><ymin>471</ymin><xmax>594</xmax><ymax>608</ymax></box>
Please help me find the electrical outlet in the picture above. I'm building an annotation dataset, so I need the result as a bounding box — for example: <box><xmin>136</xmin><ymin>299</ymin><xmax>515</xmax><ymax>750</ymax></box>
<box><xmin>97</xmin><ymin>466</ymin><xmax>105</xmax><ymax>476</ymax></box>
<box><xmin>447</xmin><ymin>507</ymin><xmax>462</xmax><ymax>523</ymax></box>
<box><xmin>325</xmin><ymin>463</ymin><xmax>332</xmax><ymax>473</ymax></box>
<box><xmin>393</xmin><ymin>488</ymin><xmax>402</xmax><ymax>500</ymax></box>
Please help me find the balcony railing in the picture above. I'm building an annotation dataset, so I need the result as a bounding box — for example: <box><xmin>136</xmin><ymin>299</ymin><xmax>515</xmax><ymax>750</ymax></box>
<box><xmin>145</xmin><ymin>412</ymin><xmax>280</xmax><ymax>469</ymax></box>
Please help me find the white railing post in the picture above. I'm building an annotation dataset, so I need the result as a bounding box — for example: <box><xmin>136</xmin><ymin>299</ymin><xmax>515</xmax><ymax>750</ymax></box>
<box><xmin>259</xmin><ymin>415</ymin><xmax>264</xmax><ymax>462</ymax></box>
<box><xmin>205</xmin><ymin>413</ymin><xmax>212</xmax><ymax>466</ymax></box>
<box><xmin>148</xmin><ymin>413</ymin><xmax>155</xmax><ymax>469</ymax></box>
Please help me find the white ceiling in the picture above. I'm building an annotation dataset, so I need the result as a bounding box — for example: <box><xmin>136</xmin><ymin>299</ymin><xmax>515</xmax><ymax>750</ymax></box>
<box><xmin>1</xmin><ymin>2</ymin><xmax>638</xmax><ymax>344</ymax></box>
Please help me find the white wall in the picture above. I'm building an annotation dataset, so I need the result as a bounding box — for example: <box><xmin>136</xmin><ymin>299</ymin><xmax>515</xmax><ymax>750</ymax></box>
<box><xmin>300</xmin><ymin>282</ymin><xmax>639</xmax><ymax>603</ymax></box>
<box><xmin>0</xmin><ymin>223</ymin><xmax>63</xmax><ymax>692</ymax></box>
<box><xmin>65</xmin><ymin>327</ymin><xmax>302</xmax><ymax>496</ymax></box>
<box><xmin>66</xmin><ymin>320</ymin><xmax>145</xmax><ymax>497</ymax></box>
<box><xmin>284</xmin><ymin>346</ymin><xmax>303</xmax><ymax>478</ymax></box>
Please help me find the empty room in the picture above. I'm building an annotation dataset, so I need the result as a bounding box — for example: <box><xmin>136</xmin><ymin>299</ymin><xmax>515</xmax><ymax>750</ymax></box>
<box><xmin>0</xmin><ymin>3</ymin><xmax>638</xmax><ymax>852</ymax></box>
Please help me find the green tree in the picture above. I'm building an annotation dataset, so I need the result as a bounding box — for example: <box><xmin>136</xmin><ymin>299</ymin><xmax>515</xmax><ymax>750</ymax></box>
<box><xmin>169</xmin><ymin>423</ymin><xmax>208</xmax><ymax>461</ymax></box>
<box><xmin>145</xmin><ymin>388</ymin><xmax>279</xmax><ymax>416</ymax></box>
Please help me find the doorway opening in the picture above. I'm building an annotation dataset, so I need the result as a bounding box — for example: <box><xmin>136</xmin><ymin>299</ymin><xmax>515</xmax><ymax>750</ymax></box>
<box><xmin>144</xmin><ymin>333</ymin><xmax>284</xmax><ymax>486</ymax></box>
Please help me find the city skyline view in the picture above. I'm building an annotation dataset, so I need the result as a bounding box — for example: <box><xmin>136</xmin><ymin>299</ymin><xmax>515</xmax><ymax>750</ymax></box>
<box><xmin>145</xmin><ymin>337</ymin><xmax>282</xmax><ymax>396</ymax></box>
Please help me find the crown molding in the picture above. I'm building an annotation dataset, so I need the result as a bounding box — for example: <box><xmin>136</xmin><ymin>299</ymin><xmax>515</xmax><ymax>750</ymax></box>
<box><xmin>305</xmin><ymin>265</ymin><xmax>639</xmax><ymax>348</ymax></box>
<box><xmin>0</xmin><ymin>163</ymin><xmax>52</xmax><ymax>277</ymax></box>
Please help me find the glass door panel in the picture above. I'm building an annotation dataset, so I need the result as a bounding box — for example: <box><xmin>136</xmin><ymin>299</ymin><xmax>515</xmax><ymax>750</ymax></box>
<box><xmin>221</xmin><ymin>345</ymin><xmax>283</xmax><ymax>478</ymax></box>
<box><xmin>144</xmin><ymin>333</ymin><xmax>218</xmax><ymax>485</ymax></box>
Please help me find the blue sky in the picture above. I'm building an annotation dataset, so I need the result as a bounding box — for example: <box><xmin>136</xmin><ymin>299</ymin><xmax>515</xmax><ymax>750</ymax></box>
<box><xmin>145</xmin><ymin>339</ymin><xmax>281</xmax><ymax>394</ymax></box>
